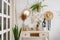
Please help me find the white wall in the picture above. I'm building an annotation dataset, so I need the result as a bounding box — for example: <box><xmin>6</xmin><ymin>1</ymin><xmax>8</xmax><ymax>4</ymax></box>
<box><xmin>15</xmin><ymin>0</ymin><xmax>60</xmax><ymax>40</ymax></box>
<box><xmin>44</xmin><ymin>0</ymin><xmax>60</xmax><ymax>40</ymax></box>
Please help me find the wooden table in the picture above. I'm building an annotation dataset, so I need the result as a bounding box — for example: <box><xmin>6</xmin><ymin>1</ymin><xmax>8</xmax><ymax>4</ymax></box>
<box><xmin>20</xmin><ymin>31</ymin><xmax>49</xmax><ymax>40</ymax></box>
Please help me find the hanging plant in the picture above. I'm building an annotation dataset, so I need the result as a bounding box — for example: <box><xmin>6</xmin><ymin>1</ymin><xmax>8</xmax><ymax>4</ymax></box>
<box><xmin>30</xmin><ymin>0</ymin><xmax>47</xmax><ymax>12</ymax></box>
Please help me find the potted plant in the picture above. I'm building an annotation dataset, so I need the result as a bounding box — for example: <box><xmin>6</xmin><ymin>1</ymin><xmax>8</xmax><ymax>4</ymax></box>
<box><xmin>30</xmin><ymin>0</ymin><xmax>47</xmax><ymax>12</ymax></box>
<box><xmin>12</xmin><ymin>25</ymin><xmax>22</xmax><ymax>40</ymax></box>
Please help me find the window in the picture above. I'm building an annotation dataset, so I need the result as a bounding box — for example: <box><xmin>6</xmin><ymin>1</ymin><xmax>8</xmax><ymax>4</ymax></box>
<box><xmin>0</xmin><ymin>35</ymin><xmax>2</xmax><ymax>40</ymax></box>
<box><xmin>0</xmin><ymin>0</ymin><xmax>13</xmax><ymax>40</ymax></box>
<box><xmin>0</xmin><ymin>0</ymin><xmax>2</xmax><ymax>13</ymax></box>
<box><xmin>4</xmin><ymin>2</ymin><xmax>7</xmax><ymax>14</ymax></box>
<box><xmin>8</xmin><ymin>18</ymin><xmax>10</xmax><ymax>28</ymax></box>
<box><xmin>8</xmin><ymin>5</ymin><xmax>10</xmax><ymax>16</ymax></box>
<box><xmin>4</xmin><ymin>33</ymin><xmax>6</xmax><ymax>40</ymax></box>
<box><xmin>3</xmin><ymin>17</ymin><xmax>6</xmax><ymax>30</ymax></box>
<box><xmin>0</xmin><ymin>17</ymin><xmax>2</xmax><ymax>31</ymax></box>
<box><xmin>8</xmin><ymin>31</ymin><xmax>10</xmax><ymax>40</ymax></box>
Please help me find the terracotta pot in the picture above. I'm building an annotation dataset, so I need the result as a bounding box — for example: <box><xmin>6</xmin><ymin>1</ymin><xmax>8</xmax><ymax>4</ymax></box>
<box><xmin>37</xmin><ymin>7</ymin><xmax>41</xmax><ymax>12</ymax></box>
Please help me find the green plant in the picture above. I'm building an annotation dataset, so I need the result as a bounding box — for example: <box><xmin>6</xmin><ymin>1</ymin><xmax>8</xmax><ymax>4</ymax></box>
<box><xmin>30</xmin><ymin>0</ymin><xmax>47</xmax><ymax>12</ymax></box>
<box><xmin>12</xmin><ymin>25</ymin><xmax>22</xmax><ymax>40</ymax></box>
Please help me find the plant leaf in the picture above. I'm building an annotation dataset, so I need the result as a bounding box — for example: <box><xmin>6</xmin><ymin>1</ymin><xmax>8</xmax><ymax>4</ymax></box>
<box><xmin>18</xmin><ymin>28</ymin><xmax>22</xmax><ymax>39</ymax></box>
<box><xmin>30</xmin><ymin>4</ymin><xmax>39</xmax><ymax>11</ymax></box>
<box><xmin>12</xmin><ymin>25</ymin><xmax>21</xmax><ymax>40</ymax></box>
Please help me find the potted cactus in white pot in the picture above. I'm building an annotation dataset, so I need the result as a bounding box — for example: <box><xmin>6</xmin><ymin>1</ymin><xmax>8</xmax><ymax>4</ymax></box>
<box><xmin>12</xmin><ymin>25</ymin><xmax>22</xmax><ymax>40</ymax></box>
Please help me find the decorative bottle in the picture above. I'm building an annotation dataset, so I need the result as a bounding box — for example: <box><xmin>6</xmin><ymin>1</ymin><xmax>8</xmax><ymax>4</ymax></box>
<box><xmin>42</xmin><ymin>18</ymin><xmax>46</xmax><ymax>28</ymax></box>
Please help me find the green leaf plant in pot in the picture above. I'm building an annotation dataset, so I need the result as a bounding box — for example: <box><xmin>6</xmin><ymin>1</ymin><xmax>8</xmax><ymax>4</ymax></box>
<box><xmin>30</xmin><ymin>0</ymin><xmax>47</xmax><ymax>12</ymax></box>
<box><xmin>12</xmin><ymin>25</ymin><xmax>22</xmax><ymax>40</ymax></box>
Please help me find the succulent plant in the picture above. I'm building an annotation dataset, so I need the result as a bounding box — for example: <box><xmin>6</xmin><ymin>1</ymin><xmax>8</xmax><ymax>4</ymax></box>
<box><xmin>12</xmin><ymin>25</ymin><xmax>22</xmax><ymax>40</ymax></box>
